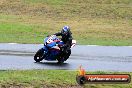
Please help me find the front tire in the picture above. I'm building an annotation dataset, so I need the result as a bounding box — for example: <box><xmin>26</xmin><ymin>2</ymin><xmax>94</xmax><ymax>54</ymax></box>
<box><xmin>34</xmin><ymin>48</ymin><xmax>44</xmax><ymax>62</ymax></box>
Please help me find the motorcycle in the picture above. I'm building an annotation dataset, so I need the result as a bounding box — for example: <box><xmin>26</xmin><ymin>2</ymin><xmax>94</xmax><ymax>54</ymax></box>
<box><xmin>34</xmin><ymin>35</ymin><xmax>76</xmax><ymax>63</ymax></box>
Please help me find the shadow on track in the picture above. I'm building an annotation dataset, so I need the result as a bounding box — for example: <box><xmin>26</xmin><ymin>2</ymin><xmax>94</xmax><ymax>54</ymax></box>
<box><xmin>34</xmin><ymin>62</ymin><xmax>70</xmax><ymax>69</ymax></box>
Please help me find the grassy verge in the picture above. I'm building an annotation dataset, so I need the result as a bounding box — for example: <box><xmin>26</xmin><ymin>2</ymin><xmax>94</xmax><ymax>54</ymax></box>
<box><xmin>0</xmin><ymin>70</ymin><xmax>131</xmax><ymax>88</ymax></box>
<box><xmin>0</xmin><ymin>0</ymin><xmax>132</xmax><ymax>45</ymax></box>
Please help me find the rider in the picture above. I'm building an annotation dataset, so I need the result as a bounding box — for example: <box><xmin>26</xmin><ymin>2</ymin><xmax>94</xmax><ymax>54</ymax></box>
<box><xmin>54</xmin><ymin>26</ymin><xmax>72</xmax><ymax>48</ymax></box>
<box><xmin>54</xmin><ymin>26</ymin><xmax>73</xmax><ymax>59</ymax></box>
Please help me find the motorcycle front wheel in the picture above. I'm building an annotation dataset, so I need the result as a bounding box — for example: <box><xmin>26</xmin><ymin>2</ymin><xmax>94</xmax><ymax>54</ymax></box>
<box><xmin>34</xmin><ymin>48</ymin><xmax>45</xmax><ymax>62</ymax></box>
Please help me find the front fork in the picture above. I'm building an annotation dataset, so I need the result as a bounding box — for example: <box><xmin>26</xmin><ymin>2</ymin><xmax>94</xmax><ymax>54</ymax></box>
<box><xmin>42</xmin><ymin>46</ymin><xmax>49</xmax><ymax>58</ymax></box>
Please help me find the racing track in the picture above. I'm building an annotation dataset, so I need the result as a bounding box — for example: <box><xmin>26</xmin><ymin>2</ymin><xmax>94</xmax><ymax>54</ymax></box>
<box><xmin>0</xmin><ymin>43</ymin><xmax>132</xmax><ymax>72</ymax></box>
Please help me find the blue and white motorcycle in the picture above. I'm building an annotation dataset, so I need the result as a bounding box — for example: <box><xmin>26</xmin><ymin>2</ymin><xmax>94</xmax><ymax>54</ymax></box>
<box><xmin>34</xmin><ymin>35</ymin><xmax>76</xmax><ymax>63</ymax></box>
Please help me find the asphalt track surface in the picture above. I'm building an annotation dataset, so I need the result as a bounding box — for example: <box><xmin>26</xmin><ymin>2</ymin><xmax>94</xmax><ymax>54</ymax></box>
<box><xmin>0</xmin><ymin>43</ymin><xmax>132</xmax><ymax>72</ymax></box>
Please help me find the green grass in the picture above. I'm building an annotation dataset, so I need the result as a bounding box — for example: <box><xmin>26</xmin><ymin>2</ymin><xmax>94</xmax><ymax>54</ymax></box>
<box><xmin>24</xmin><ymin>0</ymin><xmax>67</xmax><ymax>5</ymax></box>
<box><xmin>0</xmin><ymin>0</ymin><xmax>132</xmax><ymax>45</ymax></box>
<box><xmin>0</xmin><ymin>22</ymin><xmax>50</xmax><ymax>43</ymax></box>
<box><xmin>0</xmin><ymin>70</ymin><xmax>131</xmax><ymax>88</ymax></box>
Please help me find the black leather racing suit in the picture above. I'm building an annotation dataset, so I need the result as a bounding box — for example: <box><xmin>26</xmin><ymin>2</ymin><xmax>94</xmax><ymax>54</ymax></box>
<box><xmin>54</xmin><ymin>32</ymin><xmax>72</xmax><ymax>48</ymax></box>
<box><xmin>54</xmin><ymin>31</ymin><xmax>73</xmax><ymax>60</ymax></box>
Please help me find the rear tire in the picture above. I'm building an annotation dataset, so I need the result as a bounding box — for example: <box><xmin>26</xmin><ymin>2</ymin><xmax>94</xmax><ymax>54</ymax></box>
<box><xmin>34</xmin><ymin>48</ymin><xmax>45</xmax><ymax>62</ymax></box>
<box><xmin>64</xmin><ymin>49</ymin><xmax>71</xmax><ymax>61</ymax></box>
<box><xmin>57</xmin><ymin>57</ymin><xmax>64</xmax><ymax>64</ymax></box>
<box><xmin>57</xmin><ymin>49</ymin><xmax>71</xmax><ymax>63</ymax></box>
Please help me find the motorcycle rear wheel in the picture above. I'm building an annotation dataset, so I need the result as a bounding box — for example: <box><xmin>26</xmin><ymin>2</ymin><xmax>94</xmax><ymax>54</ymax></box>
<box><xmin>64</xmin><ymin>49</ymin><xmax>71</xmax><ymax>61</ymax></box>
<box><xmin>57</xmin><ymin>55</ymin><xmax>65</xmax><ymax>64</ymax></box>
